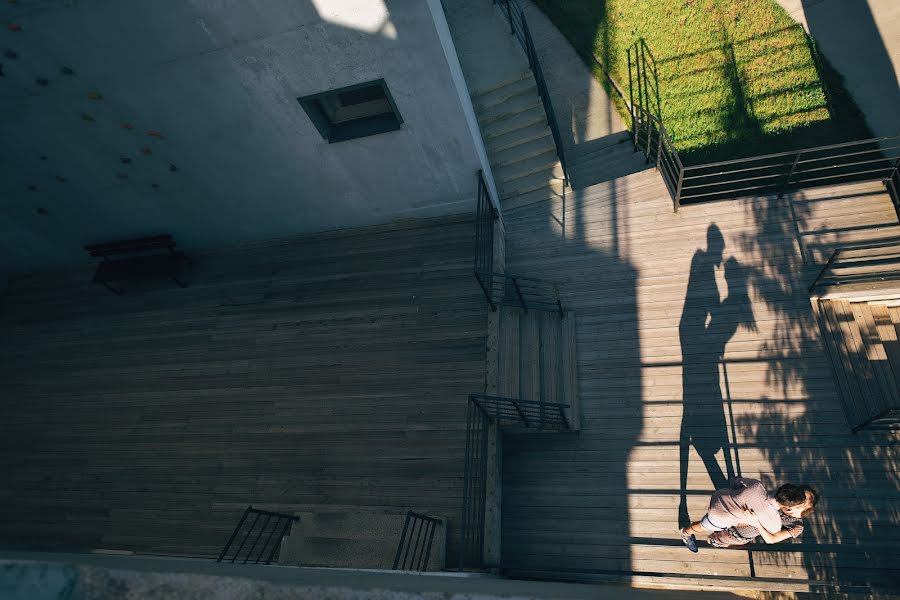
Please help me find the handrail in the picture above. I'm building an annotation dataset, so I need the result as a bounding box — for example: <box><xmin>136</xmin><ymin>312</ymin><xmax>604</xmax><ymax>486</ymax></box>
<box><xmin>475</xmin><ymin>270</ymin><xmax>564</xmax><ymax>315</ymax></box>
<box><xmin>459</xmin><ymin>393</ymin><xmax>571</xmax><ymax>568</ymax></box>
<box><xmin>625</xmin><ymin>38</ymin><xmax>900</xmax><ymax>214</ymax></box>
<box><xmin>493</xmin><ymin>0</ymin><xmax>569</xmax><ymax>187</ymax></box>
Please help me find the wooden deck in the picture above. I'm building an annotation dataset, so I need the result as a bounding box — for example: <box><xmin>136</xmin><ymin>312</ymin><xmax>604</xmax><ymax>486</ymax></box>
<box><xmin>0</xmin><ymin>215</ymin><xmax>487</xmax><ymax>559</ymax></box>
<box><xmin>500</xmin><ymin>170</ymin><xmax>900</xmax><ymax>591</ymax></box>
<box><xmin>2</xmin><ymin>167</ymin><xmax>900</xmax><ymax>592</ymax></box>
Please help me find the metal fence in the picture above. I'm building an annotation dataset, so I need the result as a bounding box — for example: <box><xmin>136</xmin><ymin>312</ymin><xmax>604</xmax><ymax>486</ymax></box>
<box><xmin>217</xmin><ymin>506</ymin><xmax>299</xmax><ymax>565</ymax></box>
<box><xmin>632</xmin><ymin>103</ymin><xmax>900</xmax><ymax>212</ymax></box>
<box><xmin>886</xmin><ymin>157</ymin><xmax>900</xmax><ymax>221</ymax></box>
<box><xmin>626</xmin><ymin>36</ymin><xmax>900</xmax><ymax>213</ymax></box>
<box><xmin>493</xmin><ymin>0</ymin><xmax>568</xmax><ymax>187</ymax></box>
<box><xmin>393</xmin><ymin>511</ymin><xmax>443</xmax><ymax>571</ymax></box>
<box><xmin>474</xmin><ymin>270</ymin><xmax>563</xmax><ymax>315</ymax></box>
<box><xmin>458</xmin><ymin>394</ymin><xmax>571</xmax><ymax>569</ymax></box>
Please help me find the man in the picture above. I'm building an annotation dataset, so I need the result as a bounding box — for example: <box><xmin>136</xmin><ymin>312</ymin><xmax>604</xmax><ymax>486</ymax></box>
<box><xmin>680</xmin><ymin>478</ymin><xmax>818</xmax><ymax>552</ymax></box>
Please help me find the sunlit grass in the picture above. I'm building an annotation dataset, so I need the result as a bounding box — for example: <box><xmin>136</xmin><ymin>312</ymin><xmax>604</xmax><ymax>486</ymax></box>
<box><xmin>533</xmin><ymin>0</ymin><xmax>871</xmax><ymax>164</ymax></box>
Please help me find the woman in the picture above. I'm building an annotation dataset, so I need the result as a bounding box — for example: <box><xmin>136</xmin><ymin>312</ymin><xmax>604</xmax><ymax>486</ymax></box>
<box><xmin>708</xmin><ymin>509</ymin><xmax>806</xmax><ymax>547</ymax></box>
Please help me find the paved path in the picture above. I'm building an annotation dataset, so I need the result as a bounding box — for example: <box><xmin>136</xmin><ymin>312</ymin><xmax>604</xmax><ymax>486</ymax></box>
<box><xmin>520</xmin><ymin>0</ymin><xmax>630</xmax><ymax>157</ymax></box>
<box><xmin>775</xmin><ymin>0</ymin><xmax>900</xmax><ymax>140</ymax></box>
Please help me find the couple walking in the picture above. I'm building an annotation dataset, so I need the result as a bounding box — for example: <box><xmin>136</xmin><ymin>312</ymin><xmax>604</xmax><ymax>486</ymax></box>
<box><xmin>678</xmin><ymin>225</ymin><xmax>817</xmax><ymax>551</ymax></box>
<box><xmin>680</xmin><ymin>477</ymin><xmax>818</xmax><ymax>551</ymax></box>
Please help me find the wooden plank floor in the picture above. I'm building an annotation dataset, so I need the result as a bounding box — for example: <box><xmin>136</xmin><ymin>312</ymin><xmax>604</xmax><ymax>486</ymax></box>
<box><xmin>500</xmin><ymin>171</ymin><xmax>900</xmax><ymax>591</ymax></box>
<box><xmin>0</xmin><ymin>215</ymin><xmax>487</xmax><ymax>559</ymax></box>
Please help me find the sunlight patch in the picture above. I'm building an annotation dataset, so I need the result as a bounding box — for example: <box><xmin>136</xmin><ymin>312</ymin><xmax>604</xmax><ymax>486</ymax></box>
<box><xmin>310</xmin><ymin>0</ymin><xmax>396</xmax><ymax>39</ymax></box>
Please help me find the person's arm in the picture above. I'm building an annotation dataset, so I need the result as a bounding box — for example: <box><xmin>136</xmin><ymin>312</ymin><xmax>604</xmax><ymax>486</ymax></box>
<box><xmin>741</xmin><ymin>510</ymin><xmax>792</xmax><ymax>544</ymax></box>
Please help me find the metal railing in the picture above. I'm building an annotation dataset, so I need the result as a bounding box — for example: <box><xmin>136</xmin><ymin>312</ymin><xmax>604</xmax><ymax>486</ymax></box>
<box><xmin>218</xmin><ymin>506</ymin><xmax>299</xmax><ymax>565</ymax></box>
<box><xmin>808</xmin><ymin>242</ymin><xmax>900</xmax><ymax>295</ymax></box>
<box><xmin>632</xmin><ymin>104</ymin><xmax>900</xmax><ymax>211</ymax></box>
<box><xmin>459</xmin><ymin>394</ymin><xmax>571</xmax><ymax>569</ymax></box>
<box><xmin>627</xmin><ymin>38</ymin><xmax>662</xmax><ymax>152</ymax></box>
<box><xmin>393</xmin><ymin>511</ymin><xmax>443</xmax><ymax>571</ymax></box>
<box><xmin>626</xmin><ymin>37</ymin><xmax>900</xmax><ymax>213</ymax></box>
<box><xmin>474</xmin><ymin>170</ymin><xmax>497</xmax><ymax>309</ymax></box>
<box><xmin>886</xmin><ymin>157</ymin><xmax>900</xmax><ymax>221</ymax></box>
<box><xmin>474</xmin><ymin>270</ymin><xmax>563</xmax><ymax>315</ymax></box>
<box><xmin>493</xmin><ymin>0</ymin><xmax>568</xmax><ymax>187</ymax></box>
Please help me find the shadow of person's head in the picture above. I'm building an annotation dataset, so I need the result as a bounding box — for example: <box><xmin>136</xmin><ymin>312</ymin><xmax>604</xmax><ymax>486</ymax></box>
<box><xmin>706</xmin><ymin>224</ymin><xmax>725</xmax><ymax>265</ymax></box>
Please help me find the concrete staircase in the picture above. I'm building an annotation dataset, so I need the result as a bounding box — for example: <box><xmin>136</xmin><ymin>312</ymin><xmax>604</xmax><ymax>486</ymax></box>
<box><xmin>278</xmin><ymin>509</ymin><xmax>447</xmax><ymax>570</ymax></box>
<box><xmin>567</xmin><ymin>131</ymin><xmax>652</xmax><ymax>190</ymax></box>
<box><xmin>497</xmin><ymin>306</ymin><xmax>580</xmax><ymax>431</ymax></box>
<box><xmin>472</xmin><ymin>72</ymin><xmax>566</xmax><ymax>211</ymax></box>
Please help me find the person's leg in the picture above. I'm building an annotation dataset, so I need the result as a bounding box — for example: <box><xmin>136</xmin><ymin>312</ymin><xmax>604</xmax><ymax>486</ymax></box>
<box><xmin>680</xmin><ymin>514</ymin><xmax>725</xmax><ymax>552</ymax></box>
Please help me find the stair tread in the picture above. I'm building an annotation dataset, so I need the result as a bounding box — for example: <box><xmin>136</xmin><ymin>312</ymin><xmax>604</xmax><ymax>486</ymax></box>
<box><xmin>471</xmin><ymin>70</ymin><xmax>533</xmax><ymax>99</ymax></box>
<box><xmin>473</xmin><ymin>74</ymin><xmax>537</xmax><ymax>112</ymax></box>
<box><xmin>492</xmin><ymin>133</ymin><xmax>556</xmax><ymax>169</ymax></box>
<box><xmin>487</xmin><ymin>120</ymin><xmax>555</xmax><ymax>155</ymax></box>
<box><xmin>820</xmin><ymin>299</ymin><xmax>869</xmax><ymax>425</ymax></box>
<box><xmin>501</xmin><ymin>178</ymin><xmax>565</xmax><ymax>211</ymax></box>
<box><xmin>495</xmin><ymin>151</ymin><xmax>563</xmax><ymax>187</ymax></box>
<box><xmin>477</xmin><ymin>92</ymin><xmax>542</xmax><ymax>126</ymax></box>
<box><xmin>482</xmin><ymin>105</ymin><xmax>546</xmax><ymax>140</ymax></box>
<box><xmin>853</xmin><ymin>303</ymin><xmax>897</xmax><ymax>414</ymax></box>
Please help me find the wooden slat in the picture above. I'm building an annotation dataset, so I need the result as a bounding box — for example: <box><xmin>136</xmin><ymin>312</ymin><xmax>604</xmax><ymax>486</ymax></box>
<box><xmin>519</xmin><ymin>311</ymin><xmax>540</xmax><ymax>402</ymax></box>
<box><xmin>559</xmin><ymin>311</ymin><xmax>580</xmax><ymax>431</ymax></box>
<box><xmin>853</xmin><ymin>301</ymin><xmax>900</xmax><ymax>414</ymax></box>
<box><xmin>498</xmin><ymin>307</ymin><xmax>520</xmax><ymax>399</ymax></box>
<box><xmin>539</xmin><ymin>311</ymin><xmax>559</xmax><ymax>407</ymax></box>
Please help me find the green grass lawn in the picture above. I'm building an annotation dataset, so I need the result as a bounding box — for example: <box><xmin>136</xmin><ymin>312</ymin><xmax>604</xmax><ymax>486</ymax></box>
<box><xmin>532</xmin><ymin>0</ymin><xmax>872</xmax><ymax>164</ymax></box>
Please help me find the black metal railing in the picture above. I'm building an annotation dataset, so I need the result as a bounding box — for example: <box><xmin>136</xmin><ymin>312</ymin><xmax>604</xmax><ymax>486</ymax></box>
<box><xmin>474</xmin><ymin>271</ymin><xmax>563</xmax><ymax>315</ymax></box>
<box><xmin>633</xmin><ymin>105</ymin><xmax>684</xmax><ymax>211</ymax></box>
<box><xmin>808</xmin><ymin>242</ymin><xmax>900</xmax><ymax>295</ymax></box>
<box><xmin>626</xmin><ymin>38</ymin><xmax>900</xmax><ymax>213</ymax></box>
<box><xmin>886</xmin><ymin>157</ymin><xmax>900</xmax><ymax>221</ymax></box>
<box><xmin>493</xmin><ymin>0</ymin><xmax>568</xmax><ymax>187</ymax></box>
<box><xmin>474</xmin><ymin>170</ymin><xmax>498</xmax><ymax>309</ymax></box>
<box><xmin>627</xmin><ymin>38</ymin><xmax>662</xmax><ymax>153</ymax></box>
<box><xmin>217</xmin><ymin>506</ymin><xmax>299</xmax><ymax>565</ymax></box>
<box><xmin>459</xmin><ymin>394</ymin><xmax>570</xmax><ymax>569</ymax></box>
<box><xmin>393</xmin><ymin>511</ymin><xmax>443</xmax><ymax>571</ymax></box>
<box><xmin>632</xmin><ymin>103</ymin><xmax>900</xmax><ymax>212</ymax></box>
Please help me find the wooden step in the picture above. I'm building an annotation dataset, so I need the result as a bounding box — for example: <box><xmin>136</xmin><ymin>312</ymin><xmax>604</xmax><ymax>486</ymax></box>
<box><xmin>497</xmin><ymin>307</ymin><xmax>580</xmax><ymax>431</ymax></box>
<box><xmin>851</xmin><ymin>301</ymin><xmax>900</xmax><ymax>414</ymax></box>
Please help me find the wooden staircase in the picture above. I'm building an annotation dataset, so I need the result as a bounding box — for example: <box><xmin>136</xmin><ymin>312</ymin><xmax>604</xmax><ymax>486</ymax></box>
<box><xmin>811</xmin><ymin>243</ymin><xmax>900</xmax><ymax>430</ymax></box>
<box><xmin>816</xmin><ymin>299</ymin><xmax>900</xmax><ymax>431</ymax></box>
<box><xmin>497</xmin><ymin>306</ymin><xmax>580</xmax><ymax>431</ymax></box>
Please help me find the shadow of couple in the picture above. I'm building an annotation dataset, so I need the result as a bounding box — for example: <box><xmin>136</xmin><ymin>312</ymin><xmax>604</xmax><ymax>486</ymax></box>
<box><xmin>678</xmin><ymin>224</ymin><xmax>757</xmax><ymax>527</ymax></box>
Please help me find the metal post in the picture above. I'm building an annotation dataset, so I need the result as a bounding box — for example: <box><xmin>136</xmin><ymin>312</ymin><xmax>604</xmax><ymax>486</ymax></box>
<box><xmin>627</xmin><ymin>47</ymin><xmax>637</xmax><ymax>149</ymax></box>
<box><xmin>265</xmin><ymin>517</ymin><xmax>295</xmax><ymax>565</ymax></box>
<box><xmin>674</xmin><ymin>168</ymin><xmax>684</xmax><ymax>213</ymax></box>
<box><xmin>780</xmin><ymin>150</ymin><xmax>803</xmax><ymax>198</ymax></box>
<box><xmin>512</xmin><ymin>277</ymin><xmax>527</xmax><ymax>313</ymax></box>
<box><xmin>393</xmin><ymin>512</ymin><xmax>412</xmax><ymax>569</ymax></box>
<box><xmin>244</xmin><ymin>514</ymin><xmax>273</xmax><ymax>563</ymax></box>
<box><xmin>218</xmin><ymin>506</ymin><xmax>252</xmax><ymax>562</ymax></box>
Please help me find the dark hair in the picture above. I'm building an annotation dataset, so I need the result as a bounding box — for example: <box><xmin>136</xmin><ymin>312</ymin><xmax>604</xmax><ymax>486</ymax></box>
<box><xmin>775</xmin><ymin>484</ymin><xmax>819</xmax><ymax>516</ymax></box>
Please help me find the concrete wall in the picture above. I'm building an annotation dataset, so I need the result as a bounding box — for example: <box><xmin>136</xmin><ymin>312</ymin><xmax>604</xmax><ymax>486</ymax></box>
<box><xmin>0</xmin><ymin>551</ymin><xmax>740</xmax><ymax>599</ymax></box>
<box><xmin>0</xmin><ymin>0</ymin><xmax>486</xmax><ymax>273</ymax></box>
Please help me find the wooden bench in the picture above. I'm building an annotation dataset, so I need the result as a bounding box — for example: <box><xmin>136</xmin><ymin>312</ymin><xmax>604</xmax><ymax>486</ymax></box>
<box><xmin>84</xmin><ymin>234</ymin><xmax>188</xmax><ymax>295</ymax></box>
